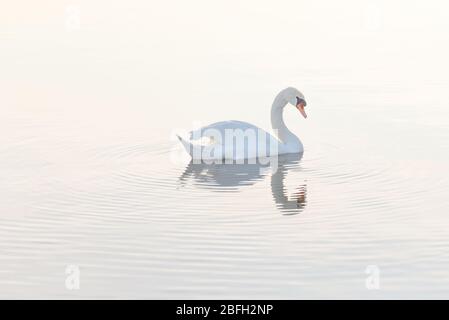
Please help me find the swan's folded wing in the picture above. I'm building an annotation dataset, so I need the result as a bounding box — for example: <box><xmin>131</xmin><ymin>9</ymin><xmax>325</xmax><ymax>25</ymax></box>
<box><xmin>189</xmin><ymin>121</ymin><xmax>261</xmax><ymax>140</ymax></box>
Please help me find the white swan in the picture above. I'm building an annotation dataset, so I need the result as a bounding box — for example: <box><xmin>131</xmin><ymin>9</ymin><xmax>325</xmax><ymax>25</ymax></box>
<box><xmin>177</xmin><ymin>87</ymin><xmax>308</xmax><ymax>160</ymax></box>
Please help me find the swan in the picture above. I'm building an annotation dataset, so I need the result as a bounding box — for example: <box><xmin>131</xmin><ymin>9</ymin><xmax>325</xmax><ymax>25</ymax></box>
<box><xmin>177</xmin><ymin>87</ymin><xmax>308</xmax><ymax>160</ymax></box>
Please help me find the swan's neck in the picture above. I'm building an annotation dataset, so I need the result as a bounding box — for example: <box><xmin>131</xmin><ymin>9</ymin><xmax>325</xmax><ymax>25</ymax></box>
<box><xmin>271</xmin><ymin>93</ymin><xmax>296</xmax><ymax>144</ymax></box>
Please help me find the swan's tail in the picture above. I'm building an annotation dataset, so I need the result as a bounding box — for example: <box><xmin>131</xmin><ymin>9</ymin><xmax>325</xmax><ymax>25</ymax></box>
<box><xmin>176</xmin><ymin>134</ymin><xmax>196</xmax><ymax>158</ymax></box>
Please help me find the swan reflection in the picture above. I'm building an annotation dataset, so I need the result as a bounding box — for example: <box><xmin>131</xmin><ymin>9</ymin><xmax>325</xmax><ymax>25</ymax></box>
<box><xmin>178</xmin><ymin>154</ymin><xmax>307</xmax><ymax>215</ymax></box>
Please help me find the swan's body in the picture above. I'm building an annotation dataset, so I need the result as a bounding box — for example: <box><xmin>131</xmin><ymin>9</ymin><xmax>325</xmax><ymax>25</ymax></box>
<box><xmin>177</xmin><ymin>87</ymin><xmax>308</xmax><ymax>160</ymax></box>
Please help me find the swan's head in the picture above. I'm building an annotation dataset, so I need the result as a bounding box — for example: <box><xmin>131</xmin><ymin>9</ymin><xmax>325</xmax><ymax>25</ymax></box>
<box><xmin>284</xmin><ymin>87</ymin><xmax>308</xmax><ymax>119</ymax></box>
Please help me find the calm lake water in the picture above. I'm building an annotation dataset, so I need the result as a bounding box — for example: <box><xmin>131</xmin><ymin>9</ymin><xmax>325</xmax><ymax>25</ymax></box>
<box><xmin>1</xmin><ymin>1</ymin><xmax>449</xmax><ymax>299</ymax></box>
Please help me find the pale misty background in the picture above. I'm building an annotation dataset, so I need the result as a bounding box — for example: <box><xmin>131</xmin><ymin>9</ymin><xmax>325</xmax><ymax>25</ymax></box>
<box><xmin>0</xmin><ymin>0</ymin><xmax>448</xmax><ymax>298</ymax></box>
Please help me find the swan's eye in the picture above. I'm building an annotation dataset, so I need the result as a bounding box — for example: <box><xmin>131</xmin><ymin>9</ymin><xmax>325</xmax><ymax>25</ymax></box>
<box><xmin>296</xmin><ymin>97</ymin><xmax>307</xmax><ymax>107</ymax></box>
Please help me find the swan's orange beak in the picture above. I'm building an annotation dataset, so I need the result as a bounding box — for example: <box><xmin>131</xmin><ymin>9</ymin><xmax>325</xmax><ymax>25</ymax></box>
<box><xmin>297</xmin><ymin>102</ymin><xmax>307</xmax><ymax>119</ymax></box>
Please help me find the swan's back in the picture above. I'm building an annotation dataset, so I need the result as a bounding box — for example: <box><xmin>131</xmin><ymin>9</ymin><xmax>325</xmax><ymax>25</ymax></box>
<box><xmin>189</xmin><ymin>120</ymin><xmax>263</xmax><ymax>140</ymax></box>
<box><xmin>179</xmin><ymin>120</ymin><xmax>283</xmax><ymax>160</ymax></box>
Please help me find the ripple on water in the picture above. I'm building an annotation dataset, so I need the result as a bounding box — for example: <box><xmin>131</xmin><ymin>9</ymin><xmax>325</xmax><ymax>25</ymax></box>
<box><xmin>31</xmin><ymin>140</ymin><xmax>449</xmax><ymax>227</ymax></box>
<box><xmin>2</xmin><ymin>136</ymin><xmax>449</xmax><ymax>298</ymax></box>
